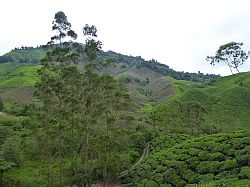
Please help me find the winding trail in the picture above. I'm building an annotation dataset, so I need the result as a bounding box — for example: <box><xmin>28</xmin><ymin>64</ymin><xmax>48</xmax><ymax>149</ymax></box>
<box><xmin>91</xmin><ymin>144</ymin><xmax>150</xmax><ymax>187</ymax></box>
<box><xmin>118</xmin><ymin>144</ymin><xmax>150</xmax><ymax>178</ymax></box>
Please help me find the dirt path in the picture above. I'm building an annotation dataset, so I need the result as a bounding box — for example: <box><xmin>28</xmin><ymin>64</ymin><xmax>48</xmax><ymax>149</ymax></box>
<box><xmin>91</xmin><ymin>144</ymin><xmax>150</xmax><ymax>187</ymax></box>
<box><xmin>118</xmin><ymin>144</ymin><xmax>150</xmax><ymax>178</ymax></box>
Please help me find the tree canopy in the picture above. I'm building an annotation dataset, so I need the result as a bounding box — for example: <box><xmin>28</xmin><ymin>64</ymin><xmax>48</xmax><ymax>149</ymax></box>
<box><xmin>206</xmin><ymin>42</ymin><xmax>248</xmax><ymax>74</ymax></box>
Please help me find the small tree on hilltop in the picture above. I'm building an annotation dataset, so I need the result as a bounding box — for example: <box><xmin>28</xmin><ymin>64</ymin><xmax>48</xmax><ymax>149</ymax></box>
<box><xmin>50</xmin><ymin>11</ymin><xmax>77</xmax><ymax>45</ymax></box>
<box><xmin>206</xmin><ymin>42</ymin><xmax>248</xmax><ymax>74</ymax></box>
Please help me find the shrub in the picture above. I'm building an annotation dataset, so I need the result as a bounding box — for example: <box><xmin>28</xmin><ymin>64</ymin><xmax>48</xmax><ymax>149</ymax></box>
<box><xmin>198</xmin><ymin>174</ymin><xmax>214</xmax><ymax>183</ymax></box>
<box><xmin>209</xmin><ymin>152</ymin><xmax>224</xmax><ymax>161</ymax></box>
<box><xmin>196</xmin><ymin>161</ymin><xmax>210</xmax><ymax>174</ymax></box>
<box><xmin>198</xmin><ymin>151</ymin><xmax>210</xmax><ymax>161</ymax></box>
<box><xmin>239</xmin><ymin>166</ymin><xmax>250</xmax><ymax>179</ymax></box>
<box><xmin>152</xmin><ymin>173</ymin><xmax>164</xmax><ymax>184</ymax></box>
<box><xmin>123</xmin><ymin>131</ymin><xmax>250</xmax><ymax>186</ymax></box>
<box><xmin>236</xmin><ymin>154</ymin><xmax>249</xmax><ymax>166</ymax></box>
<box><xmin>207</xmin><ymin>161</ymin><xmax>222</xmax><ymax>173</ymax></box>
<box><xmin>145</xmin><ymin>180</ymin><xmax>158</xmax><ymax>187</ymax></box>
<box><xmin>181</xmin><ymin>169</ymin><xmax>199</xmax><ymax>183</ymax></box>
<box><xmin>220</xmin><ymin>159</ymin><xmax>238</xmax><ymax>171</ymax></box>
<box><xmin>214</xmin><ymin>170</ymin><xmax>238</xmax><ymax>180</ymax></box>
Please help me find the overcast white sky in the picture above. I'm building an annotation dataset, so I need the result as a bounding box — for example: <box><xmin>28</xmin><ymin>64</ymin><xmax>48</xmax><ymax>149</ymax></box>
<box><xmin>1</xmin><ymin>0</ymin><xmax>250</xmax><ymax>75</ymax></box>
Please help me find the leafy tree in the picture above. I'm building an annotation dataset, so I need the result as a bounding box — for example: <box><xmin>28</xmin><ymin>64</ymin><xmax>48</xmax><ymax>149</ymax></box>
<box><xmin>33</xmin><ymin>11</ymin><xmax>80</xmax><ymax>186</ymax></box>
<box><xmin>50</xmin><ymin>11</ymin><xmax>77</xmax><ymax>44</ymax></box>
<box><xmin>206</xmin><ymin>42</ymin><xmax>248</xmax><ymax>74</ymax></box>
<box><xmin>96</xmin><ymin>74</ymin><xmax>131</xmax><ymax>186</ymax></box>
<box><xmin>32</xmin><ymin>11</ymin><xmax>132</xmax><ymax>187</ymax></box>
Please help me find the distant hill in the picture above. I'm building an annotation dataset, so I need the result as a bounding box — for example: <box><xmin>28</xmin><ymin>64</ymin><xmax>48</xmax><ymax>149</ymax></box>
<box><xmin>0</xmin><ymin>46</ymin><xmax>219</xmax><ymax>106</ymax></box>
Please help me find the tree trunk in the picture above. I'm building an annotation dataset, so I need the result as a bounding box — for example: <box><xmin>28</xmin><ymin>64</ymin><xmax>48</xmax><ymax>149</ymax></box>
<box><xmin>103</xmin><ymin>147</ymin><xmax>108</xmax><ymax>187</ymax></box>
<box><xmin>45</xmin><ymin>129</ymin><xmax>52</xmax><ymax>186</ymax></box>
<box><xmin>228</xmin><ymin>65</ymin><xmax>234</xmax><ymax>75</ymax></box>
<box><xmin>236</xmin><ymin>67</ymin><xmax>240</xmax><ymax>73</ymax></box>
<box><xmin>84</xmin><ymin>121</ymin><xmax>89</xmax><ymax>186</ymax></box>
<box><xmin>58</xmin><ymin>97</ymin><xmax>63</xmax><ymax>186</ymax></box>
<box><xmin>0</xmin><ymin>170</ymin><xmax>3</xmax><ymax>187</ymax></box>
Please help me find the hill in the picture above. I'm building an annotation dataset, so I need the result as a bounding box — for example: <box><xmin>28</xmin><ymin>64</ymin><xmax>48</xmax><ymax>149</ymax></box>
<box><xmin>123</xmin><ymin>131</ymin><xmax>250</xmax><ymax>187</ymax></box>
<box><xmin>0</xmin><ymin>47</ymin><xmax>218</xmax><ymax>107</ymax></box>
<box><xmin>154</xmin><ymin>72</ymin><xmax>250</xmax><ymax>133</ymax></box>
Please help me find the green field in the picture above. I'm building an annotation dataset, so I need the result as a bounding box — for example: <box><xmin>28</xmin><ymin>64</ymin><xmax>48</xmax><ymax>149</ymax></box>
<box><xmin>0</xmin><ymin>63</ymin><xmax>41</xmax><ymax>88</ymax></box>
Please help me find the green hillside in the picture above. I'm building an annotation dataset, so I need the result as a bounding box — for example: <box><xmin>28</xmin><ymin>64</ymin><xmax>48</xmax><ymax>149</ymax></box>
<box><xmin>2</xmin><ymin>48</ymin><xmax>46</xmax><ymax>64</ymax></box>
<box><xmin>0</xmin><ymin>63</ymin><xmax>41</xmax><ymax>88</ymax></box>
<box><xmin>0</xmin><ymin>48</ymin><xmax>249</xmax><ymax>133</ymax></box>
<box><xmin>154</xmin><ymin>72</ymin><xmax>250</xmax><ymax>132</ymax></box>
<box><xmin>0</xmin><ymin>47</ymin><xmax>219</xmax><ymax>108</ymax></box>
<box><xmin>123</xmin><ymin>131</ymin><xmax>250</xmax><ymax>187</ymax></box>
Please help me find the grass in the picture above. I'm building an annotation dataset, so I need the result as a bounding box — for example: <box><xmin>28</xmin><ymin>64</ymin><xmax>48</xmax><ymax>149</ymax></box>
<box><xmin>4</xmin><ymin>48</ymin><xmax>46</xmax><ymax>63</ymax></box>
<box><xmin>0</xmin><ymin>63</ymin><xmax>41</xmax><ymax>88</ymax></box>
<box><xmin>140</xmin><ymin>102</ymin><xmax>155</xmax><ymax>113</ymax></box>
<box><xmin>155</xmin><ymin>73</ymin><xmax>250</xmax><ymax>131</ymax></box>
<box><xmin>165</xmin><ymin>76</ymin><xmax>203</xmax><ymax>99</ymax></box>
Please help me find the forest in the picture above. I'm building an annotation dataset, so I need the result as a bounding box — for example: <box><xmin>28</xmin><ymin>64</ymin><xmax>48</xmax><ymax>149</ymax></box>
<box><xmin>0</xmin><ymin>11</ymin><xmax>249</xmax><ymax>187</ymax></box>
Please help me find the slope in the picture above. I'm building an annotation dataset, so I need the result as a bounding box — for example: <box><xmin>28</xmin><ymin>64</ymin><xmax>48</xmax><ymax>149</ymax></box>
<box><xmin>155</xmin><ymin>72</ymin><xmax>250</xmax><ymax>132</ymax></box>
<box><xmin>1</xmin><ymin>47</ymin><xmax>210</xmax><ymax>107</ymax></box>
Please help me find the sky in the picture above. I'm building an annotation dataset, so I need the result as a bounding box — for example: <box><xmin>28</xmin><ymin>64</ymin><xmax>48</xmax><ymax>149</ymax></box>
<box><xmin>1</xmin><ymin>0</ymin><xmax>250</xmax><ymax>75</ymax></box>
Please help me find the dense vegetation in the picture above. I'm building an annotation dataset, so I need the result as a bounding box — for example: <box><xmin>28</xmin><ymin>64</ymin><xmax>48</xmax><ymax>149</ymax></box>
<box><xmin>0</xmin><ymin>11</ymin><xmax>156</xmax><ymax>187</ymax></box>
<box><xmin>123</xmin><ymin>131</ymin><xmax>250</xmax><ymax>186</ymax></box>
<box><xmin>153</xmin><ymin>72</ymin><xmax>250</xmax><ymax>134</ymax></box>
<box><xmin>0</xmin><ymin>11</ymin><xmax>249</xmax><ymax>187</ymax></box>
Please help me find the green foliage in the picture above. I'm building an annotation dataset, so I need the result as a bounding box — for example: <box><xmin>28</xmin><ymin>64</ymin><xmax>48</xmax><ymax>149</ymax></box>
<box><xmin>239</xmin><ymin>166</ymin><xmax>250</xmax><ymax>179</ymax></box>
<box><xmin>25</xmin><ymin>11</ymin><xmax>136</xmax><ymax>187</ymax></box>
<box><xmin>0</xmin><ymin>159</ymin><xmax>16</xmax><ymax>187</ymax></box>
<box><xmin>154</xmin><ymin>72</ymin><xmax>250</xmax><ymax>133</ymax></box>
<box><xmin>2</xmin><ymin>48</ymin><xmax>46</xmax><ymax>64</ymax></box>
<box><xmin>0</xmin><ymin>63</ymin><xmax>41</xmax><ymax>88</ymax></box>
<box><xmin>3</xmin><ymin>101</ymin><xmax>24</xmax><ymax>115</ymax></box>
<box><xmin>206</xmin><ymin>42</ymin><xmax>248</xmax><ymax>74</ymax></box>
<box><xmin>137</xmin><ymin>86</ymin><xmax>156</xmax><ymax>102</ymax></box>
<box><xmin>1</xmin><ymin>135</ymin><xmax>22</xmax><ymax>167</ymax></box>
<box><xmin>123</xmin><ymin>131</ymin><xmax>250</xmax><ymax>186</ymax></box>
<box><xmin>150</xmin><ymin>134</ymin><xmax>191</xmax><ymax>154</ymax></box>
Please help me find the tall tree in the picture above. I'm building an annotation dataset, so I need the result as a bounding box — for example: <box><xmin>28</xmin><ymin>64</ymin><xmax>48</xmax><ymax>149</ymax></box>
<box><xmin>34</xmin><ymin>11</ymin><xmax>80</xmax><ymax>186</ymax></box>
<box><xmin>206</xmin><ymin>42</ymin><xmax>248</xmax><ymax>74</ymax></box>
<box><xmin>50</xmin><ymin>11</ymin><xmax>77</xmax><ymax>45</ymax></box>
<box><xmin>32</xmin><ymin>11</ymin><xmax>132</xmax><ymax>187</ymax></box>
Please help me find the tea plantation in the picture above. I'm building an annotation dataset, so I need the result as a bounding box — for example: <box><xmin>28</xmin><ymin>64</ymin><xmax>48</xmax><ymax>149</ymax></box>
<box><xmin>122</xmin><ymin>131</ymin><xmax>250</xmax><ymax>186</ymax></box>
